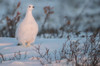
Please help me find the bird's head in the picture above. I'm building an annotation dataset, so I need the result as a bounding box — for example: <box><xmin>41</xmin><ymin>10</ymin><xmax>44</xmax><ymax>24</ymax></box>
<box><xmin>27</xmin><ymin>5</ymin><xmax>35</xmax><ymax>11</ymax></box>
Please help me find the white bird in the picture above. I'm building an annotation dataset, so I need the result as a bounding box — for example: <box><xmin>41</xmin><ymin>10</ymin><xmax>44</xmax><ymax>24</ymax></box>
<box><xmin>15</xmin><ymin>5</ymin><xmax>38</xmax><ymax>47</ymax></box>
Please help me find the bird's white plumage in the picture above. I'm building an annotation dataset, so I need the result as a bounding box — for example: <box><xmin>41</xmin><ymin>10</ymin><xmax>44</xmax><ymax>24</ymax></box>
<box><xmin>15</xmin><ymin>5</ymin><xmax>38</xmax><ymax>47</ymax></box>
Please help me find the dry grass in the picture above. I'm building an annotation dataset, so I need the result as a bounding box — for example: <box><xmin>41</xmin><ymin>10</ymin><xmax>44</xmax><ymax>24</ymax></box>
<box><xmin>0</xmin><ymin>2</ymin><xmax>21</xmax><ymax>37</ymax></box>
<box><xmin>0</xmin><ymin>31</ymin><xmax>100</xmax><ymax>65</ymax></box>
<box><xmin>33</xmin><ymin>29</ymin><xmax>100</xmax><ymax>66</ymax></box>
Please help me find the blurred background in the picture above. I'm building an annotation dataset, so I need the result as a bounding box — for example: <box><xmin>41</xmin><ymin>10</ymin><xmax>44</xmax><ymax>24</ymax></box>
<box><xmin>0</xmin><ymin>0</ymin><xmax>100</xmax><ymax>38</ymax></box>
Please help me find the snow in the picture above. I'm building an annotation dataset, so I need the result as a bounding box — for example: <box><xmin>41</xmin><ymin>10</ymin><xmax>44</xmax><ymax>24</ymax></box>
<box><xmin>0</xmin><ymin>32</ymin><xmax>100</xmax><ymax>66</ymax></box>
<box><xmin>0</xmin><ymin>36</ymin><xmax>86</xmax><ymax>66</ymax></box>
<box><xmin>0</xmin><ymin>37</ymin><xmax>67</xmax><ymax>66</ymax></box>
<box><xmin>0</xmin><ymin>37</ymin><xmax>66</xmax><ymax>54</ymax></box>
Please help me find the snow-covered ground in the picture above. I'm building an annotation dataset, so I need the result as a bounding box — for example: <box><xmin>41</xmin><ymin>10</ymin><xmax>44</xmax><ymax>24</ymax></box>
<box><xmin>0</xmin><ymin>31</ymin><xmax>100</xmax><ymax>66</ymax></box>
<box><xmin>0</xmin><ymin>37</ymin><xmax>67</xmax><ymax>66</ymax></box>
<box><xmin>0</xmin><ymin>35</ymin><xmax>86</xmax><ymax>66</ymax></box>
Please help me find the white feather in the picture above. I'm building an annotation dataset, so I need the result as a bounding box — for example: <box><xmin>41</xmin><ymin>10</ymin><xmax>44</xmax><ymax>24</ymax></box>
<box><xmin>15</xmin><ymin>5</ymin><xmax>38</xmax><ymax>47</ymax></box>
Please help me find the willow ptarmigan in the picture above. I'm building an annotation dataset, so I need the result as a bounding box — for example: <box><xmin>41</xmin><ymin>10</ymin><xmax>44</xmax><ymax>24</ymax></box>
<box><xmin>16</xmin><ymin>5</ymin><xmax>38</xmax><ymax>47</ymax></box>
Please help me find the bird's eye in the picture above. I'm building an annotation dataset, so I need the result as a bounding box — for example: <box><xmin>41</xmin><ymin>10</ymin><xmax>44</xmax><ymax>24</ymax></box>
<box><xmin>29</xmin><ymin>6</ymin><xmax>31</xmax><ymax>8</ymax></box>
<box><xmin>33</xmin><ymin>6</ymin><xmax>34</xmax><ymax>8</ymax></box>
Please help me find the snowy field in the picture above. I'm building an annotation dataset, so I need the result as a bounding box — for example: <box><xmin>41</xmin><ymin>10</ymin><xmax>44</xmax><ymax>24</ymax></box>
<box><xmin>0</xmin><ymin>37</ymin><xmax>67</xmax><ymax>66</ymax></box>
<box><xmin>0</xmin><ymin>32</ymin><xmax>100</xmax><ymax>66</ymax></box>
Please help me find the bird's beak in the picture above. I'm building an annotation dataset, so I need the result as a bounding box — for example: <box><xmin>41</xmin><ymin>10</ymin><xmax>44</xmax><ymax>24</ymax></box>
<box><xmin>33</xmin><ymin>6</ymin><xmax>35</xmax><ymax>8</ymax></box>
